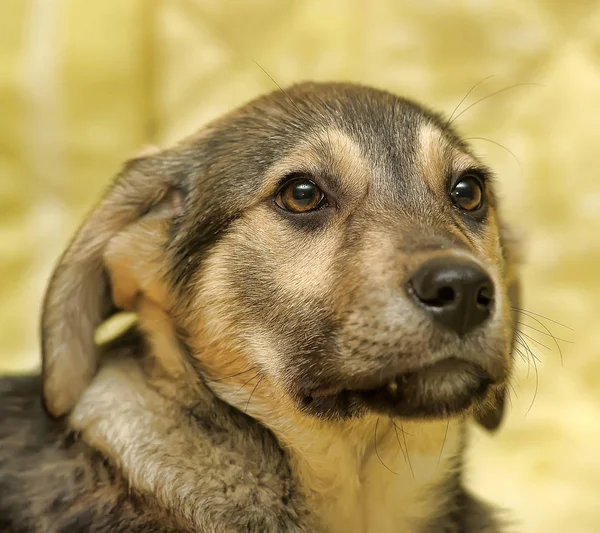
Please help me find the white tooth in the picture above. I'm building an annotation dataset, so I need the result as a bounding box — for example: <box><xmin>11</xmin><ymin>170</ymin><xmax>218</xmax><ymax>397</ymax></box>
<box><xmin>387</xmin><ymin>380</ymin><xmax>398</xmax><ymax>393</ymax></box>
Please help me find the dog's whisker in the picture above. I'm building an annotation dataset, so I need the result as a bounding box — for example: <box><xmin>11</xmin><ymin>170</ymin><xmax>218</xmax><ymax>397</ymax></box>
<box><xmin>517</xmin><ymin>321</ymin><xmax>573</xmax><ymax>344</ymax></box>
<box><xmin>207</xmin><ymin>366</ymin><xmax>258</xmax><ymax>383</ymax></box>
<box><xmin>391</xmin><ymin>420</ymin><xmax>414</xmax><ymax>438</ymax></box>
<box><xmin>374</xmin><ymin>418</ymin><xmax>400</xmax><ymax>476</ymax></box>
<box><xmin>516</xmin><ymin>333</ymin><xmax>537</xmax><ymax>366</ymax></box>
<box><xmin>514</xmin><ymin>334</ymin><xmax>537</xmax><ymax>381</ymax></box>
<box><xmin>505</xmin><ymin>384</ymin><xmax>515</xmax><ymax>408</ymax></box>
<box><xmin>437</xmin><ymin>420</ymin><xmax>450</xmax><ymax>469</ymax></box>
<box><xmin>448</xmin><ymin>82</ymin><xmax>544</xmax><ymax>125</ymax></box>
<box><xmin>463</xmin><ymin>136</ymin><xmax>523</xmax><ymax>178</ymax></box>
<box><xmin>524</xmin><ymin>356</ymin><xmax>540</xmax><ymax>417</ymax></box>
<box><xmin>400</xmin><ymin>422</ymin><xmax>415</xmax><ymax>480</ymax></box>
<box><xmin>244</xmin><ymin>375</ymin><xmax>266</xmax><ymax>413</ymax></box>
<box><xmin>517</xmin><ymin>313</ymin><xmax>569</xmax><ymax>366</ymax></box>
<box><xmin>513</xmin><ymin>345</ymin><xmax>532</xmax><ymax>377</ymax></box>
<box><xmin>232</xmin><ymin>372</ymin><xmax>262</xmax><ymax>396</ymax></box>
<box><xmin>390</xmin><ymin>417</ymin><xmax>409</xmax><ymax>467</ymax></box>
<box><xmin>512</xmin><ymin>307</ymin><xmax>573</xmax><ymax>331</ymax></box>
<box><xmin>514</xmin><ymin>334</ymin><xmax>542</xmax><ymax>366</ymax></box>
<box><xmin>514</xmin><ymin>328</ymin><xmax>552</xmax><ymax>352</ymax></box>
<box><xmin>252</xmin><ymin>60</ymin><xmax>301</xmax><ymax>113</ymax></box>
<box><xmin>515</xmin><ymin>334</ymin><xmax>540</xmax><ymax>417</ymax></box>
<box><xmin>444</xmin><ymin>75</ymin><xmax>496</xmax><ymax>127</ymax></box>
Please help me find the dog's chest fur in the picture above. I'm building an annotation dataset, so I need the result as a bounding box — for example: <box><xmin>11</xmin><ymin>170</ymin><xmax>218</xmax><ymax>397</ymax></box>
<box><xmin>277</xmin><ymin>418</ymin><xmax>462</xmax><ymax>533</ymax></box>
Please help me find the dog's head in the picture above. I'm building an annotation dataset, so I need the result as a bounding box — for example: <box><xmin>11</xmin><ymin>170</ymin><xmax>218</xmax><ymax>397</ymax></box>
<box><xmin>41</xmin><ymin>82</ymin><xmax>520</xmax><ymax>432</ymax></box>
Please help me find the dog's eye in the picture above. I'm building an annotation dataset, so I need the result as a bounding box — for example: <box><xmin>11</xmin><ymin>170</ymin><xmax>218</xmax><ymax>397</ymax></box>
<box><xmin>451</xmin><ymin>174</ymin><xmax>484</xmax><ymax>211</ymax></box>
<box><xmin>275</xmin><ymin>177</ymin><xmax>326</xmax><ymax>213</ymax></box>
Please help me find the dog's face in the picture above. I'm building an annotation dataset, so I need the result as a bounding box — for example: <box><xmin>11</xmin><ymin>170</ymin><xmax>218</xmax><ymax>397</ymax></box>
<box><xmin>40</xmin><ymin>83</ymin><xmax>519</xmax><ymax>431</ymax></box>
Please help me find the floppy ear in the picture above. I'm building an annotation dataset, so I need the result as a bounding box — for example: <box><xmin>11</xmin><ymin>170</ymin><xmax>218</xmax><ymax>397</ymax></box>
<box><xmin>41</xmin><ymin>148</ymin><xmax>182</xmax><ymax>418</ymax></box>
<box><xmin>474</xmin><ymin>224</ymin><xmax>521</xmax><ymax>432</ymax></box>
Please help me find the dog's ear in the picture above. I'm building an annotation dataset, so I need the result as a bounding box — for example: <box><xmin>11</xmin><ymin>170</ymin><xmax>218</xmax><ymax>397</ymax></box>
<box><xmin>474</xmin><ymin>223</ymin><xmax>521</xmax><ymax>432</ymax></box>
<box><xmin>41</xmin><ymin>147</ymin><xmax>183</xmax><ymax>418</ymax></box>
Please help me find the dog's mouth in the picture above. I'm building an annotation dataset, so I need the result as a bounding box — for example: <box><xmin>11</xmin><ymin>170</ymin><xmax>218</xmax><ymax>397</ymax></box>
<box><xmin>301</xmin><ymin>358</ymin><xmax>494</xmax><ymax>419</ymax></box>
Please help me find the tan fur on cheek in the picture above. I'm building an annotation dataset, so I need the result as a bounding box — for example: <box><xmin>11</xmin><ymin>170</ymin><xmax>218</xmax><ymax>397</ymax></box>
<box><xmin>186</xmin><ymin>206</ymin><xmax>341</xmax><ymax>389</ymax></box>
<box><xmin>188</xmin><ymin>238</ymin><xmax>283</xmax><ymax>382</ymax></box>
<box><xmin>185</xmin><ymin>127</ymin><xmax>371</xmax><ymax>390</ymax></box>
<box><xmin>236</xmin><ymin>209</ymin><xmax>342</xmax><ymax>303</ymax></box>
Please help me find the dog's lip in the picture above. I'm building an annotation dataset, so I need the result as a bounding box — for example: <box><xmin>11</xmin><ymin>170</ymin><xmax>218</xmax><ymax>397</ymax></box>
<box><xmin>307</xmin><ymin>357</ymin><xmax>493</xmax><ymax>400</ymax></box>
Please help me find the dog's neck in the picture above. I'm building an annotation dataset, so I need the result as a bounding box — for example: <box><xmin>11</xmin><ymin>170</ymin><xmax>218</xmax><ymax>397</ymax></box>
<box><xmin>212</xmin><ymin>378</ymin><xmax>464</xmax><ymax>533</ymax></box>
<box><xmin>291</xmin><ymin>419</ymin><xmax>463</xmax><ymax>533</ymax></box>
<box><xmin>71</xmin><ymin>349</ymin><xmax>464</xmax><ymax>533</ymax></box>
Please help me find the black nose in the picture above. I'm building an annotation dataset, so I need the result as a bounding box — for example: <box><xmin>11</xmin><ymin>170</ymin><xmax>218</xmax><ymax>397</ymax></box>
<box><xmin>408</xmin><ymin>256</ymin><xmax>494</xmax><ymax>336</ymax></box>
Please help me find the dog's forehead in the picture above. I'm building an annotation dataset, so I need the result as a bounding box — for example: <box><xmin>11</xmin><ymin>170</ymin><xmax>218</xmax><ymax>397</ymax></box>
<box><xmin>192</xmin><ymin>83</ymin><xmax>476</xmax><ymax>197</ymax></box>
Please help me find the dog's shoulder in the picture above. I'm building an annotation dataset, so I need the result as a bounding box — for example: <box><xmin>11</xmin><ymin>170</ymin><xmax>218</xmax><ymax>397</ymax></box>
<box><xmin>0</xmin><ymin>373</ymin><xmax>186</xmax><ymax>533</ymax></box>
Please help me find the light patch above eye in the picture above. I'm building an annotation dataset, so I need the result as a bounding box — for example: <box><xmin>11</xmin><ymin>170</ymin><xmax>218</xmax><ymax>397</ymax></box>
<box><xmin>262</xmin><ymin>128</ymin><xmax>370</xmax><ymax>208</ymax></box>
<box><xmin>416</xmin><ymin>122</ymin><xmax>481</xmax><ymax>192</ymax></box>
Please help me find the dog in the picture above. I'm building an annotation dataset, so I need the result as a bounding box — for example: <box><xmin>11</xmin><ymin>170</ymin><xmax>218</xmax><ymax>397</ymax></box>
<box><xmin>0</xmin><ymin>82</ymin><xmax>521</xmax><ymax>533</ymax></box>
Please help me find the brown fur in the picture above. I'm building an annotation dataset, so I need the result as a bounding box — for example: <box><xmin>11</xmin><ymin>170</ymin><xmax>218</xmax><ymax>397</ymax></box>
<box><xmin>0</xmin><ymin>82</ymin><xmax>520</xmax><ymax>532</ymax></box>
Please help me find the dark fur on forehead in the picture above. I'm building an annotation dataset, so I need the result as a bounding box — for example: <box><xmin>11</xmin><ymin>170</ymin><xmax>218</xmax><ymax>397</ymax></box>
<box><xmin>154</xmin><ymin>82</ymin><xmax>470</xmax><ymax>293</ymax></box>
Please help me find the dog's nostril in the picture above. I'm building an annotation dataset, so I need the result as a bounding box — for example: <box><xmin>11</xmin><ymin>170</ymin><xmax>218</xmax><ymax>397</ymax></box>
<box><xmin>420</xmin><ymin>286</ymin><xmax>456</xmax><ymax>308</ymax></box>
<box><xmin>437</xmin><ymin>286</ymin><xmax>455</xmax><ymax>304</ymax></box>
<box><xmin>476</xmin><ymin>284</ymin><xmax>493</xmax><ymax>308</ymax></box>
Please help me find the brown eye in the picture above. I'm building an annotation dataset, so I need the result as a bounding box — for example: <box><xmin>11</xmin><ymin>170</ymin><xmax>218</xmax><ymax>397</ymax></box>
<box><xmin>451</xmin><ymin>174</ymin><xmax>484</xmax><ymax>211</ymax></box>
<box><xmin>275</xmin><ymin>178</ymin><xmax>326</xmax><ymax>213</ymax></box>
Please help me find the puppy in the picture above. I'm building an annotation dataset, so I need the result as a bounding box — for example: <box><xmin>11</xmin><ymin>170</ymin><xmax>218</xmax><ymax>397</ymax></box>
<box><xmin>0</xmin><ymin>82</ymin><xmax>521</xmax><ymax>533</ymax></box>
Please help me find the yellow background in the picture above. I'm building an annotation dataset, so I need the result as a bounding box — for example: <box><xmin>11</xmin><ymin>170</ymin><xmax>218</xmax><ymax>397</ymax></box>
<box><xmin>1</xmin><ymin>1</ymin><xmax>598</xmax><ymax>531</ymax></box>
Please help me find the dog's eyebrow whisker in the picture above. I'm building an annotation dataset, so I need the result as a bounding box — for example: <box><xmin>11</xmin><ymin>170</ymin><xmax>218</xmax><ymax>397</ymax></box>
<box><xmin>374</xmin><ymin>418</ymin><xmax>401</xmax><ymax>476</ymax></box>
<box><xmin>444</xmin><ymin>75</ymin><xmax>496</xmax><ymax>127</ymax></box>
<box><xmin>244</xmin><ymin>375</ymin><xmax>266</xmax><ymax>414</ymax></box>
<box><xmin>463</xmin><ymin>136</ymin><xmax>523</xmax><ymax>178</ymax></box>
<box><xmin>512</xmin><ymin>307</ymin><xmax>574</xmax><ymax>331</ymax></box>
<box><xmin>448</xmin><ymin>82</ymin><xmax>544</xmax><ymax>126</ymax></box>
<box><xmin>252</xmin><ymin>59</ymin><xmax>301</xmax><ymax>114</ymax></box>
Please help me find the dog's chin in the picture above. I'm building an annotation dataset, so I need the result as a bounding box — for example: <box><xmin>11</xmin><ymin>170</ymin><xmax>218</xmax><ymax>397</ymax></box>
<box><xmin>299</xmin><ymin>358</ymin><xmax>493</xmax><ymax>420</ymax></box>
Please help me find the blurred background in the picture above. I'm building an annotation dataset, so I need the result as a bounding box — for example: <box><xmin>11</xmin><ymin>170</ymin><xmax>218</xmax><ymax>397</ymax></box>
<box><xmin>1</xmin><ymin>1</ymin><xmax>598</xmax><ymax>531</ymax></box>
